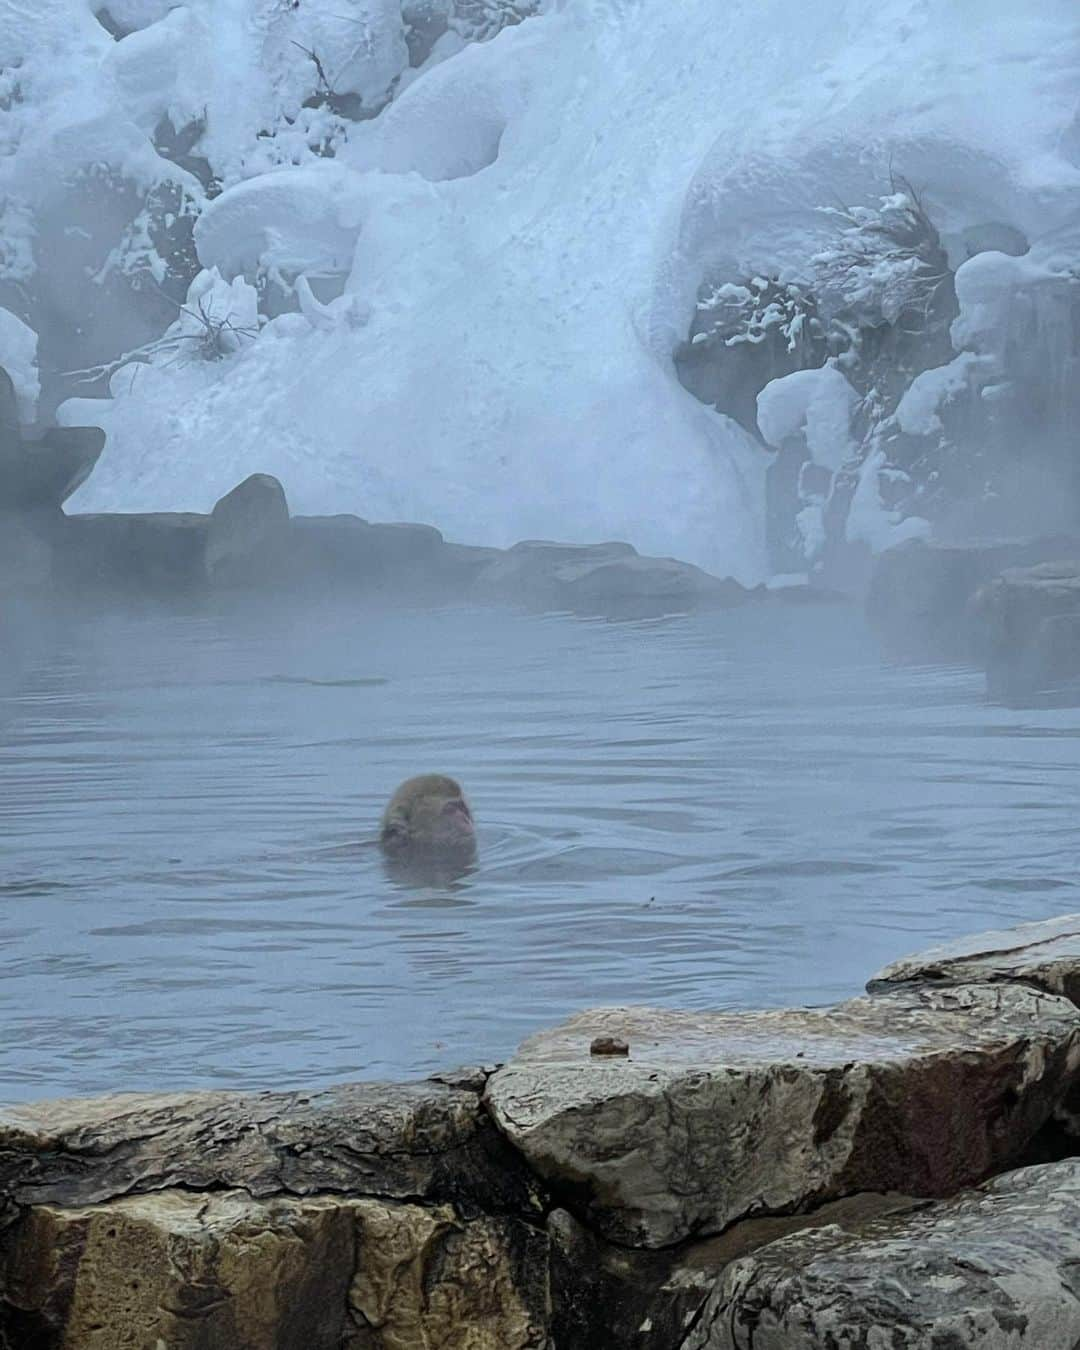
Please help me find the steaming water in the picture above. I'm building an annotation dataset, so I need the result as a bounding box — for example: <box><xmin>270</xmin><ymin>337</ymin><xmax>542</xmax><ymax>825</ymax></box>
<box><xmin>2</xmin><ymin>599</ymin><xmax>1080</xmax><ymax>1103</ymax></box>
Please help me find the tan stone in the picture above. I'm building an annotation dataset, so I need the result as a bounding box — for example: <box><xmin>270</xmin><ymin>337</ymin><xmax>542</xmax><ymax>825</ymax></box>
<box><xmin>485</xmin><ymin>985</ymin><xmax>1080</xmax><ymax>1247</ymax></box>
<box><xmin>348</xmin><ymin>1201</ymin><xmax>550</xmax><ymax>1349</ymax></box>
<box><xmin>1</xmin><ymin>1190</ymin><xmax>551</xmax><ymax>1350</ymax></box>
<box><xmin>2</xmin><ymin>1190</ymin><xmax>354</xmax><ymax>1350</ymax></box>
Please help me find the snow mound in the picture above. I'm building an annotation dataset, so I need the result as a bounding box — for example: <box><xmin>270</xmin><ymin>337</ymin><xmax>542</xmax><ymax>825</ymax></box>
<box><xmin>342</xmin><ymin>19</ymin><xmax>538</xmax><ymax>181</ymax></box>
<box><xmin>895</xmin><ymin>352</ymin><xmax>985</xmax><ymax>438</ymax></box>
<box><xmin>102</xmin><ymin>7</ymin><xmax>210</xmax><ymax>137</ymax></box>
<box><xmin>757</xmin><ymin>365</ymin><xmax>858</xmax><ymax>472</ymax></box>
<box><xmin>193</xmin><ymin>163</ymin><xmax>367</xmax><ymax>284</ymax></box>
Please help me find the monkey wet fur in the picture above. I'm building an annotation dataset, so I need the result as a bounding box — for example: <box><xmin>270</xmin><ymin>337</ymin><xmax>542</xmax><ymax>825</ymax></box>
<box><xmin>380</xmin><ymin>775</ymin><xmax>476</xmax><ymax>857</ymax></box>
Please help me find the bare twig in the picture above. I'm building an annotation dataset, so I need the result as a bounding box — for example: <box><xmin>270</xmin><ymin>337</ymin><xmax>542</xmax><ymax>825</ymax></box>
<box><xmin>63</xmin><ymin>297</ymin><xmax>258</xmax><ymax>382</ymax></box>
<box><xmin>290</xmin><ymin>39</ymin><xmax>335</xmax><ymax>93</ymax></box>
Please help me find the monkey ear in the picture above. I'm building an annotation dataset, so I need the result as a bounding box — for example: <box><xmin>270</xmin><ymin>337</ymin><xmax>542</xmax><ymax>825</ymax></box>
<box><xmin>381</xmin><ymin>818</ymin><xmax>407</xmax><ymax>845</ymax></box>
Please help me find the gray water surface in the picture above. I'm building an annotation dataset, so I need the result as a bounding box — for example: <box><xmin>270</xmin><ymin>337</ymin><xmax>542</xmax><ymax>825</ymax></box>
<box><xmin>2</xmin><ymin>598</ymin><xmax>1079</xmax><ymax>1102</ymax></box>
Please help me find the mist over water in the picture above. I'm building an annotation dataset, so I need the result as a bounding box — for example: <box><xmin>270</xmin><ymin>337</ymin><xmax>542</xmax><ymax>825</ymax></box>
<box><xmin>2</xmin><ymin>600</ymin><xmax>1079</xmax><ymax>1102</ymax></box>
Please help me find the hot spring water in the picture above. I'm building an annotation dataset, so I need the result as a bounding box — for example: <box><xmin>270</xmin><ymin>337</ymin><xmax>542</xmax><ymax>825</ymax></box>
<box><xmin>2</xmin><ymin>599</ymin><xmax>1078</xmax><ymax>1101</ymax></box>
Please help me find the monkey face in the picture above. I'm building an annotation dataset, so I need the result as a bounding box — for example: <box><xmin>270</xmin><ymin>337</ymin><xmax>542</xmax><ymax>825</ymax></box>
<box><xmin>380</xmin><ymin>774</ymin><xmax>476</xmax><ymax>856</ymax></box>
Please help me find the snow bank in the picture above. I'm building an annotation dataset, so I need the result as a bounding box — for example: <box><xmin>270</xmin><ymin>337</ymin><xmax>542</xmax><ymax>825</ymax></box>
<box><xmin>7</xmin><ymin>0</ymin><xmax>1079</xmax><ymax>579</ymax></box>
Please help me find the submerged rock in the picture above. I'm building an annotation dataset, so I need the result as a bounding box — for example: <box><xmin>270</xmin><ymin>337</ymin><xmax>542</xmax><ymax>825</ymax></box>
<box><xmin>471</xmin><ymin>539</ymin><xmax>747</xmax><ymax>618</ymax></box>
<box><xmin>484</xmin><ymin>986</ymin><xmax>1080</xmax><ymax>1248</ymax></box>
<box><xmin>684</xmin><ymin>1159</ymin><xmax>1080</xmax><ymax>1349</ymax></box>
<box><xmin>205</xmin><ymin>472</ymin><xmax>290</xmax><ymax>587</ymax></box>
<box><xmin>1</xmin><ymin>1190</ymin><xmax>550</xmax><ymax>1350</ymax></box>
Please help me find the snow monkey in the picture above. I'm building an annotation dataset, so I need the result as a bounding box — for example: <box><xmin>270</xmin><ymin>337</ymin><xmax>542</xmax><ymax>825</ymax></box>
<box><xmin>380</xmin><ymin>774</ymin><xmax>476</xmax><ymax>857</ymax></box>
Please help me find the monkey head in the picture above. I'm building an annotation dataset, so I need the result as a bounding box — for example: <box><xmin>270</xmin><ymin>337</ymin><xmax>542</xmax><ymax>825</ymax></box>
<box><xmin>380</xmin><ymin>774</ymin><xmax>476</xmax><ymax>857</ymax></box>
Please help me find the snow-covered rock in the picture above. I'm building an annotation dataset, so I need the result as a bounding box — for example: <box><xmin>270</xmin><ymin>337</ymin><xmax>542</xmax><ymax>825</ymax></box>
<box><xmin>0</xmin><ymin>309</ymin><xmax>39</xmax><ymax>424</ymax></box>
<box><xmin>2</xmin><ymin>0</ymin><xmax>1078</xmax><ymax>579</ymax></box>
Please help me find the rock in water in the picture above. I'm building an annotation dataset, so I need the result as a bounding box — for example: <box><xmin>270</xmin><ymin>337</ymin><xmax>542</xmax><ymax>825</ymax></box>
<box><xmin>865</xmin><ymin>538</ymin><xmax>1080</xmax><ymax>661</ymax></box>
<box><xmin>484</xmin><ymin>987</ymin><xmax>1080</xmax><ymax>1248</ymax></box>
<box><xmin>972</xmin><ymin>560</ymin><xmax>1080</xmax><ymax>703</ymax></box>
<box><xmin>470</xmin><ymin>539</ymin><xmax>747</xmax><ymax>619</ymax></box>
<box><xmin>205</xmin><ymin>473</ymin><xmax>290</xmax><ymax>587</ymax></box>
<box><xmin>0</xmin><ymin>361</ymin><xmax>104</xmax><ymax>601</ymax></box>
<box><xmin>0</xmin><ymin>363</ymin><xmax>106</xmax><ymax>594</ymax></box>
<box><xmin>869</xmin><ymin>911</ymin><xmax>1080</xmax><ymax>1006</ymax></box>
<box><xmin>0</xmin><ymin>513</ymin><xmax>53</xmax><ymax>592</ymax></box>
<box><xmin>58</xmin><ymin>513</ymin><xmax>210</xmax><ymax>594</ymax></box>
<box><xmin>0</xmin><ymin>365</ymin><xmax>18</xmax><ymax>455</ymax></box>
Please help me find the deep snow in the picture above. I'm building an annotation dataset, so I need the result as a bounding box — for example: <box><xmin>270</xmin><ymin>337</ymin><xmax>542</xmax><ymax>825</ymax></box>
<box><xmin>3</xmin><ymin>0</ymin><xmax>1080</xmax><ymax>581</ymax></box>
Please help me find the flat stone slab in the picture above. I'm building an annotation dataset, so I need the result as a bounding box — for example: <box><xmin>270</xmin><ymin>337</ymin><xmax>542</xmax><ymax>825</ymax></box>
<box><xmin>870</xmin><ymin>912</ymin><xmax>1080</xmax><ymax>1004</ymax></box>
<box><xmin>484</xmin><ymin>986</ymin><xmax>1080</xmax><ymax>1247</ymax></box>
<box><xmin>0</xmin><ymin>1074</ymin><xmax>541</xmax><ymax>1218</ymax></box>
<box><xmin>684</xmin><ymin>1159</ymin><xmax>1080</xmax><ymax>1349</ymax></box>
